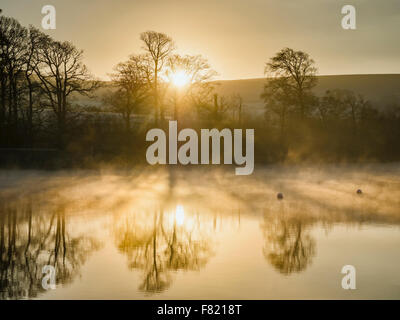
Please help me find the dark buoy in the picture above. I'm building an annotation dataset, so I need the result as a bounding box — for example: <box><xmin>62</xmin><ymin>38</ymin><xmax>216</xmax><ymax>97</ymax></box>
<box><xmin>357</xmin><ymin>189</ymin><xmax>363</xmax><ymax>195</ymax></box>
<box><xmin>277</xmin><ymin>193</ymin><xmax>284</xmax><ymax>200</ymax></box>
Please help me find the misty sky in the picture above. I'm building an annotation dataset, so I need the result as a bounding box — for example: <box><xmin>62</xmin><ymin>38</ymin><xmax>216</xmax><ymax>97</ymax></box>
<box><xmin>2</xmin><ymin>0</ymin><xmax>400</xmax><ymax>80</ymax></box>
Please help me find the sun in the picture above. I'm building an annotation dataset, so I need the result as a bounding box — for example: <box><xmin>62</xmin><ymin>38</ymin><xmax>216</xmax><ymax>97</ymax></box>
<box><xmin>170</xmin><ymin>70</ymin><xmax>190</xmax><ymax>87</ymax></box>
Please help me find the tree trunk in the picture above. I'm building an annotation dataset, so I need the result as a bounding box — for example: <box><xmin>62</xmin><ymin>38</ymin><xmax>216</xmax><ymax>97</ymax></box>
<box><xmin>154</xmin><ymin>61</ymin><xmax>159</xmax><ymax>125</ymax></box>
<box><xmin>26</xmin><ymin>76</ymin><xmax>34</xmax><ymax>147</ymax></box>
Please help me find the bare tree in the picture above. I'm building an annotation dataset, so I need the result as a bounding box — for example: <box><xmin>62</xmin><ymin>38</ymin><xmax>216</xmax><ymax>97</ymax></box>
<box><xmin>264</xmin><ymin>48</ymin><xmax>317</xmax><ymax>119</ymax></box>
<box><xmin>0</xmin><ymin>16</ymin><xmax>27</xmax><ymax>144</ymax></box>
<box><xmin>0</xmin><ymin>15</ymin><xmax>7</xmax><ymax>141</ymax></box>
<box><xmin>221</xmin><ymin>93</ymin><xmax>245</xmax><ymax>124</ymax></box>
<box><xmin>196</xmin><ymin>93</ymin><xmax>231</xmax><ymax>124</ymax></box>
<box><xmin>343</xmin><ymin>90</ymin><xmax>369</xmax><ymax>132</ymax></box>
<box><xmin>317</xmin><ymin>89</ymin><xmax>349</xmax><ymax>125</ymax></box>
<box><xmin>262</xmin><ymin>77</ymin><xmax>297</xmax><ymax>139</ymax></box>
<box><xmin>33</xmin><ymin>36</ymin><xmax>98</xmax><ymax>147</ymax></box>
<box><xmin>109</xmin><ymin>54</ymin><xmax>149</xmax><ymax>130</ymax></box>
<box><xmin>319</xmin><ymin>89</ymin><xmax>370</xmax><ymax>133</ymax></box>
<box><xmin>166</xmin><ymin>54</ymin><xmax>217</xmax><ymax>120</ymax></box>
<box><xmin>21</xmin><ymin>26</ymin><xmax>44</xmax><ymax>145</ymax></box>
<box><xmin>140</xmin><ymin>31</ymin><xmax>175</xmax><ymax>123</ymax></box>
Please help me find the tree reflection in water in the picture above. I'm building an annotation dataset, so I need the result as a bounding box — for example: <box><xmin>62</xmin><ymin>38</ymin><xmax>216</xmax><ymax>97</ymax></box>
<box><xmin>261</xmin><ymin>203</ymin><xmax>316</xmax><ymax>275</ymax></box>
<box><xmin>0</xmin><ymin>199</ymin><xmax>99</xmax><ymax>299</ymax></box>
<box><xmin>114</xmin><ymin>207</ymin><xmax>212</xmax><ymax>294</ymax></box>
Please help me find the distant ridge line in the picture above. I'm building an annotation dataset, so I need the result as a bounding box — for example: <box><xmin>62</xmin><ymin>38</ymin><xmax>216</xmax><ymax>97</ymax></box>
<box><xmin>214</xmin><ymin>74</ymin><xmax>400</xmax><ymax>82</ymax></box>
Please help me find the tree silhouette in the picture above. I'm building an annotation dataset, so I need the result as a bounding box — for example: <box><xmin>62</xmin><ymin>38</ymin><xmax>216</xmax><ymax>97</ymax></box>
<box><xmin>33</xmin><ymin>34</ymin><xmax>98</xmax><ymax>147</ymax></box>
<box><xmin>108</xmin><ymin>54</ymin><xmax>150</xmax><ymax>131</ymax></box>
<box><xmin>140</xmin><ymin>31</ymin><xmax>175</xmax><ymax>124</ymax></box>
<box><xmin>264</xmin><ymin>48</ymin><xmax>317</xmax><ymax>120</ymax></box>
<box><xmin>165</xmin><ymin>54</ymin><xmax>217</xmax><ymax>120</ymax></box>
<box><xmin>0</xmin><ymin>16</ymin><xmax>28</xmax><ymax>146</ymax></box>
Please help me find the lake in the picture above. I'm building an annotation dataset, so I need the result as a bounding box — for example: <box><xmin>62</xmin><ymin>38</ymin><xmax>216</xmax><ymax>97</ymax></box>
<box><xmin>0</xmin><ymin>165</ymin><xmax>399</xmax><ymax>299</ymax></box>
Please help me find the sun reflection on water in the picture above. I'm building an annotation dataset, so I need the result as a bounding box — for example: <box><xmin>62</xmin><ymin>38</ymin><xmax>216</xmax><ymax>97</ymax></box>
<box><xmin>1</xmin><ymin>166</ymin><xmax>400</xmax><ymax>299</ymax></box>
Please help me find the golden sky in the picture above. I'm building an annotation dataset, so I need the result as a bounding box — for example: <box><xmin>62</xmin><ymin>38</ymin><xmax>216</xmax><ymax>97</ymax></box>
<box><xmin>2</xmin><ymin>0</ymin><xmax>400</xmax><ymax>80</ymax></box>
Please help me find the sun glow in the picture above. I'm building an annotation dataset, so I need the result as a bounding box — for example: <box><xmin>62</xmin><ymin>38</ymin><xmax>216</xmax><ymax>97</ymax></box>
<box><xmin>175</xmin><ymin>205</ymin><xmax>185</xmax><ymax>226</ymax></box>
<box><xmin>170</xmin><ymin>70</ymin><xmax>190</xmax><ymax>87</ymax></box>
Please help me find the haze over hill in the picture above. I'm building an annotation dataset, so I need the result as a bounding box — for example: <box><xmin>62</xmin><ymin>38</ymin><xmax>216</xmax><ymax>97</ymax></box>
<box><xmin>214</xmin><ymin>74</ymin><xmax>400</xmax><ymax>116</ymax></box>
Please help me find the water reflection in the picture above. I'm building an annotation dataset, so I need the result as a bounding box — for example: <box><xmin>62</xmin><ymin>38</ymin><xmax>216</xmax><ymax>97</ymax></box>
<box><xmin>261</xmin><ymin>204</ymin><xmax>316</xmax><ymax>275</ymax></box>
<box><xmin>260</xmin><ymin>180</ymin><xmax>400</xmax><ymax>276</ymax></box>
<box><xmin>0</xmin><ymin>199</ymin><xmax>99</xmax><ymax>299</ymax></box>
<box><xmin>0</xmin><ymin>166</ymin><xmax>399</xmax><ymax>299</ymax></box>
<box><xmin>113</xmin><ymin>206</ymin><xmax>213</xmax><ymax>293</ymax></box>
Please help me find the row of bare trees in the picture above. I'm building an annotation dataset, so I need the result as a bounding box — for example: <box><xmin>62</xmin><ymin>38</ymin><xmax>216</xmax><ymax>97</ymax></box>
<box><xmin>259</xmin><ymin>47</ymin><xmax>396</xmax><ymax>163</ymax></box>
<box><xmin>104</xmin><ymin>31</ymin><xmax>250</xmax><ymax>130</ymax></box>
<box><xmin>1</xmin><ymin>10</ymin><xmax>245</xmax><ymax>164</ymax></box>
<box><xmin>262</xmin><ymin>48</ymin><xmax>375</xmax><ymax>139</ymax></box>
<box><xmin>1</xmin><ymin>9</ymin><xmax>399</xmax><ymax>163</ymax></box>
<box><xmin>106</xmin><ymin>31</ymin><xmax>243</xmax><ymax>130</ymax></box>
<box><xmin>0</xmin><ymin>13</ymin><xmax>97</xmax><ymax>148</ymax></box>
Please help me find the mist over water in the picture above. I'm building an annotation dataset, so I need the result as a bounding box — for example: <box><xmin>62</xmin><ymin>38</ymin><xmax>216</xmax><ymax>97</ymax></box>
<box><xmin>0</xmin><ymin>164</ymin><xmax>400</xmax><ymax>299</ymax></box>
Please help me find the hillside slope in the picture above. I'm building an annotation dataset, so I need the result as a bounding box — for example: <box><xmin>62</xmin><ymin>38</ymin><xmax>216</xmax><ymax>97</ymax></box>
<box><xmin>214</xmin><ymin>74</ymin><xmax>400</xmax><ymax>115</ymax></box>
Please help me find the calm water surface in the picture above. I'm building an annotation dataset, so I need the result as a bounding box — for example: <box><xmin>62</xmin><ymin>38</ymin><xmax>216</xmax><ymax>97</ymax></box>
<box><xmin>0</xmin><ymin>165</ymin><xmax>399</xmax><ymax>299</ymax></box>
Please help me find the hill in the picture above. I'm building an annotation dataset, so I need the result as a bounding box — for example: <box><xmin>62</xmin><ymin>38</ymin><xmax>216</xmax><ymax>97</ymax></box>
<box><xmin>214</xmin><ymin>74</ymin><xmax>400</xmax><ymax>115</ymax></box>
